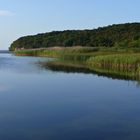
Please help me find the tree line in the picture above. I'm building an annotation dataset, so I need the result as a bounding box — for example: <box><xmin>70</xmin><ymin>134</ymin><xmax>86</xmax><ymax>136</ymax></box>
<box><xmin>10</xmin><ymin>23</ymin><xmax>140</xmax><ymax>51</ymax></box>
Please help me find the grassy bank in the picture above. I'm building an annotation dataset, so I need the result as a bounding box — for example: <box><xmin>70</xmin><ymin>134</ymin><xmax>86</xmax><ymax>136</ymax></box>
<box><xmin>13</xmin><ymin>47</ymin><xmax>140</xmax><ymax>81</ymax></box>
<box><xmin>86</xmin><ymin>53</ymin><xmax>140</xmax><ymax>81</ymax></box>
<box><xmin>14</xmin><ymin>47</ymin><xmax>98</xmax><ymax>61</ymax></box>
<box><xmin>87</xmin><ymin>54</ymin><xmax>140</xmax><ymax>72</ymax></box>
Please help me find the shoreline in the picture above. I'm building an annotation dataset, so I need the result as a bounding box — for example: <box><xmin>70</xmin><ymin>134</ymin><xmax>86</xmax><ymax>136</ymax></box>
<box><xmin>13</xmin><ymin>47</ymin><xmax>140</xmax><ymax>81</ymax></box>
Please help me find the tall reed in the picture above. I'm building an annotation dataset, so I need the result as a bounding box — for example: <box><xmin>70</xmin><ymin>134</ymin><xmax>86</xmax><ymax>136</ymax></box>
<box><xmin>87</xmin><ymin>54</ymin><xmax>140</xmax><ymax>72</ymax></box>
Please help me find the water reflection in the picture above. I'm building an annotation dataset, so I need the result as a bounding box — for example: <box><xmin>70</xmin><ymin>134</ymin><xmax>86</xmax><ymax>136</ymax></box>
<box><xmin>0</xmin><ymin>53</ymin><xmax>140</xmax><ymax>140</ymax></box>
<box><xmin>39</xmin><ymin>61</ymin><xmax>140</xmax><ymax>84</ymax></box>
<box><xmin>0</xmin><ymin>53</ymin><xmax>52</xmax><ymax>74</ymax></box>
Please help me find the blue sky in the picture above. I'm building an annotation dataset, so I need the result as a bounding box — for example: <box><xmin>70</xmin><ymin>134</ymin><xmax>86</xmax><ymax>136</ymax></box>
<box><xmin>0</xmin><ymin>0</ymin><xmax>140</xmax><ymax>50</ymax></box>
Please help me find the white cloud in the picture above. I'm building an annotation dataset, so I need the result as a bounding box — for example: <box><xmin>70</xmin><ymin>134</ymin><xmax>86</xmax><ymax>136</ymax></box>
<box><xmin>0</xmin><ymin>10</ymin><xmax>15</xmax><ymax>16</ymax></box>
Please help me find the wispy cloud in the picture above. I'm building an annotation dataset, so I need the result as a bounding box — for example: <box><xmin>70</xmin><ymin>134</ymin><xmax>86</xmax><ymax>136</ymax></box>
<box><xmin>0</xmin><ymin>10</ymin><xmax>15</xmax><ymax>16</ymax></box>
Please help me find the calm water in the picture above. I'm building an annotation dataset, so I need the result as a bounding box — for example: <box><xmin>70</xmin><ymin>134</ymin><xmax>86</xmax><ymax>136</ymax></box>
<box><xmin>0</xmin><ymin>53</ymin><xmax>140</xmax><ymax>140</ymax></box>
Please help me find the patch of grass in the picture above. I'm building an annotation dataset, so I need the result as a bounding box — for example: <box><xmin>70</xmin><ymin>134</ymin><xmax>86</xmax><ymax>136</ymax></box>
<box><xmin>14</xmin><ymin>47</ymin><xmax>99</xmax><ymax>60</ymax></box>
<box><xmin>87</xmin><ymin>54</ymin><xmax>140</xmax><ymax>72</ymax></box>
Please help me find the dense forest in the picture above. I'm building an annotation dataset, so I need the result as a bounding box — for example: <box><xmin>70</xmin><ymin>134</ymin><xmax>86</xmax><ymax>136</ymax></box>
<box><xmin>10</xmin><ymin>23</ymin><xmax>140</xmax><ymax>51</ymax></box>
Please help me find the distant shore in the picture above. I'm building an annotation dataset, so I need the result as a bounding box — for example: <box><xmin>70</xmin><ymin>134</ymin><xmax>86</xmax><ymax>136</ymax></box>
<box><xmin>9</xmin><ymin>23</ymin><xmax>140</xmax><ymax>80</ymax></box>
<box><xmin>0</xmin><ymin>50</ymin><xmax>9</xmax><ymax>53</ymax></box>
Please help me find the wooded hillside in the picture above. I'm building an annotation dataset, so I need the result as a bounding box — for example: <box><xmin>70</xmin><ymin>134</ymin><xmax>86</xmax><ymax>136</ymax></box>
<box><xmin>10</xmin><ymin>23</ymin><xmax>140</xmax><ymax>51</ymax></box>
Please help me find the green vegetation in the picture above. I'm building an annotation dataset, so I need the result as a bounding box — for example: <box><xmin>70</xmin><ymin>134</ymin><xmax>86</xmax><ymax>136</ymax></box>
<box><xmin>11</xmin><ymin>22</ymin><xmax>140</xmax><ymax>81</ymax></box>
<box><xmin>87</xmin><ymin>54</ymin><xmax>140</xmax><ymax>79</ymax></box>
<box><xmin>14</xmin><ymin>47</ymin><xmax>97</xmax><ymax>61</ymax></box>
<box><xmin>14</xmin><ymin>47</ymin><xmax>140</xmax><ymax>81</ymax></box>
<box><xmin>41</xmin><ymin>60</ymin><xmax>140</xmax><ymax>81</ymax></box>
<box><xmin>10</xmin><ymin>23</ymin><xmax>140</xmax><ymax>51</ymax></box>
<box><xmin>87</xmin><ymin>54</ymin><xmax>140</xmax><ymax>72</ymax></box>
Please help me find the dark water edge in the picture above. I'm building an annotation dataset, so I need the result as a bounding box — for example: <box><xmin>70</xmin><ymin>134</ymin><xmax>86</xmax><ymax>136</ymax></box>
<box><xmin>39</xmin><ymin>61</ymin><xmax>140</xmax><ymax>84</ymax></box>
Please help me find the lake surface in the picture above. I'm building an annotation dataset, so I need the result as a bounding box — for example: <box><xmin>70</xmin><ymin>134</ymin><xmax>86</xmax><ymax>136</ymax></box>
<box><xmin>0</xmin><ymin>53</ymin><xmax>140</xmax><ymax>140</ymax></box>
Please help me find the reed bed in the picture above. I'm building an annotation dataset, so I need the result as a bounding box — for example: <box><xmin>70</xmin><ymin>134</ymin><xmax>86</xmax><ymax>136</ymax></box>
<box><xmin>14</xmin><ymin>47</ymin><xmax>98</xmax><ymax>61</ymax></box>
<box><xmin>14</xmin><ymin>48</ymin><xmax>140</xmax><ymax>80</ymax></box>
<box><xmin>87</xmin><ymin>54</ymin><xmax>140</xmax><ymax>72</ymax></box>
